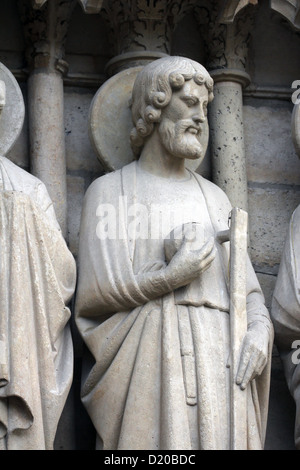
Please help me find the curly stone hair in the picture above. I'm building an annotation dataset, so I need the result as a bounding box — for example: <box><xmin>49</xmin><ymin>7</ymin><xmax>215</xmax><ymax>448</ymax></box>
<box><xmin>130</xmin><ymin>56</ymin><xmax>214</xmax><ymax>157</ymax></box>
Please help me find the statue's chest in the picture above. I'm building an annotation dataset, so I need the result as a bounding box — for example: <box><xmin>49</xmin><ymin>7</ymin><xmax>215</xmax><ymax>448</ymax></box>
<box><xmin>135</xmin><ymin>172</ymin><xmax>214</xmax><ymax>239</ymax></box>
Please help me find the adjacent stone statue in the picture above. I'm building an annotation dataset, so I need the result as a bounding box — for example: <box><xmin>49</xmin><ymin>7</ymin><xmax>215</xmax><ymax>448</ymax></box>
<box><xmin>271</xmin><ymin>103</ymin><xmax>300</xmax><ymax>450</ymax></box>
<box><xmin>0</xmin><ymin>63</ymin><xmax>76</xmax><ymax>449</ymax></box>
<box><xmin>75</xmin><ymin>56</ymin><xmax>273</xmax><ymax>450</ymax></box>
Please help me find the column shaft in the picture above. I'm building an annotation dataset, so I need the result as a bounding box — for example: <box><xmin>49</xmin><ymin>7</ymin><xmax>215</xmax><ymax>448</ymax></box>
<box><xmin>209</xmin><ymin>74</ymin><xmax>249</xmax><ymax>212</ymax></box>
<box><xmin>28</xmin><ymin>71</ymin><xmax>67</xmax><ymax>235</ymax></box>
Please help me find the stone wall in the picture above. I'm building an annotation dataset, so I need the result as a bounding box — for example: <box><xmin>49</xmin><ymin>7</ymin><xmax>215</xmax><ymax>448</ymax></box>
<box><xmin>1</xmin><ymin>0</ymin><xmax>300</xmax><ymax>450</ymax></box>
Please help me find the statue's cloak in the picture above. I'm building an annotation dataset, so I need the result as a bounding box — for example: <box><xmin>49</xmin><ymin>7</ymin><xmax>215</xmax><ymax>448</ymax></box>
<box><xmin>0</xmin><ymin>156</ymin><xmax>76</xmax><ymax>449</ymax></box>
<box><xmin>272</xmin><ymin>204</ymin><xmax>300</xmax><ymax>449</ymax></box>
<box><xmin>76</xmin><ymin>161</ymin><xmax>273</xmax><ymax>450</ymax></box>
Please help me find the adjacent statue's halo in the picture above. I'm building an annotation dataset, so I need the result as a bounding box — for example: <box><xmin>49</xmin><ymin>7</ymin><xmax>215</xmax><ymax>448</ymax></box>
<box><xmin>89</xmin><ymin>65</ymin><xmax>209</xmax><ymax>172</ymax></box>
<box><xmin>0</xmin><ymin>62</ymin><xmax>25</xmax><ymax>156</ymax></box>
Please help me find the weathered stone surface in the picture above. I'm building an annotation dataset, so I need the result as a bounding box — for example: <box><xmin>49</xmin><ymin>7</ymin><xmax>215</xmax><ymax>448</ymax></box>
<box><xmin>256</xmin><ymin>272</ymin><xmax>277</xmax><ymax>311</ymax></box>
<box><xmin>271</xmin><ymin>205</ymin><xmax>300</xmax><ymax>449</ymax></box>
<box><xmin>244</xmin><ymin>104</ymin><xmax>300</xmax><ymax>185</ymax></box>
<box><xmin>0</xmin><ymin>61</ymin><xmax>76</xmax><ymax>450</ymax></box>
<box><xmin>28</xmin><ymin>71</ymin><xmax>68</xmax><ymax>236</ymax></box>
<box><xmin>67</xmin><ymin>174</ymin><xmax>85</xmax><ymax>255</ymax></box>
<box><xmin>248</xmin><ymin>186</ymin><xmax>300</xmax><ymax>268</ymax></box>
<box><xmin>209</xmin><ymin>79</ymin><xmax>248</xmax><ymax>212</ymax></box>
<box><xmin>0</xmin><ymin>157</ymin><xmax>76</xmax><ymax>450</ymax></box>
<box><xmin>1</xmin><ymin>0</ymin><xmax>299</xmax><ymax>451</ymax></box>
<box><xmin>76</xmin><ymin>56</ymin><xmax>273</xmax><ymax>450</ymax></box>
<box><xmin>64</xmin><ymin>90</ymin><xmax>103</xmax><ymax>173</ymax></box>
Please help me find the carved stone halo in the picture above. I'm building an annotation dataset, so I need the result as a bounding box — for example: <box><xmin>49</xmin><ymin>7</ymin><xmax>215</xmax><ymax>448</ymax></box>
<box><xmin>89</xmin><ymin>65</ymin><xmax>209</xmax><ymax>172</ymax></box>
<box><xmin>0</xmin><ymin>63</ymin><xmax>25</xmax><ymax>157</ymax></box>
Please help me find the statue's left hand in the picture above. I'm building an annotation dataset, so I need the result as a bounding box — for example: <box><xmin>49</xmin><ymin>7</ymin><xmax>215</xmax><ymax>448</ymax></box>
<box><xmin>235</xmin><ymin>323</ymin><xmax>269</xmax><ymax>390</ymax></box>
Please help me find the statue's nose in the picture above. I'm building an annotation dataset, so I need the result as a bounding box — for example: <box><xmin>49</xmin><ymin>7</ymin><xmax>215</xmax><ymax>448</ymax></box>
<box><xmin>192</xmin><ymin>104</ymin><xmax>206</xmax><ymax>124</ymax></box>
<box><xmin>192</xmin><ymin>112</ymin><xmax>206</xmax><ymax>125</ymax></box>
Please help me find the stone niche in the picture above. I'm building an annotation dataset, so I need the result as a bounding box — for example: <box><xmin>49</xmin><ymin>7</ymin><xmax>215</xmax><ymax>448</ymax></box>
<box><xmin>0</xmin><ymin>0</ymin><xmax>299</xmax><ymax>450</ymax></box>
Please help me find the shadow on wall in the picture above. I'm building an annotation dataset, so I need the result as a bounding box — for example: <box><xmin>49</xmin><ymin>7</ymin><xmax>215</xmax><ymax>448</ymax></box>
<box><xmin>265</xmin><ymin>351</ymin><xmax>296</xmax><ymax>450</ymax></box>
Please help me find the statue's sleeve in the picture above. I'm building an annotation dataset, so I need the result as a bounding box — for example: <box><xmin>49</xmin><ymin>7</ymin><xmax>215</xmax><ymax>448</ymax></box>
<box><xmin>271</xmin><ymin>205</ymin><xmax>300</xmax><ymax>448</ymax></box>
<box><xmin>75</xmin><ymin>174</ymin><xmax>151</xmax><ymax>326</ymax></box>
<box><xmin>35</xmin><ymin>181</ymin><xmax>61</xmax><ymax>232</ymax></box>
<box><xmin>0</xmin><ymin>191</ymin><xmax>76</xmax><ymax>444</ymax></box>
<box><xmin>272</xmin><ymin>206</ymin><xmax>300</xmax><ymax>346</ymax></box>
<box><xmin>271</xmin><ymin>206</ymin><xmax>300</xmax><ymax>377</ymax></box>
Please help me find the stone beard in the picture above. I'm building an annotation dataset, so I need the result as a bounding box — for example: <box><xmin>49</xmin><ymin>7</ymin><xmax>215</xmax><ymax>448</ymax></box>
<box><xmin>75</xmin><ymin>56</ymin><xmax>273</xmax><ymax>450</ymax></box>
<box><xmin>158</xmin><ymin>117</ymin><xmax>204</xmax><ymax>160</ymax></box>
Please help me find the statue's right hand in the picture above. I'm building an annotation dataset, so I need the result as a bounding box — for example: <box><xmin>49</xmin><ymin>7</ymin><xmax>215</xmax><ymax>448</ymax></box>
<box><xmin>164</xmin><ymin>235</ymin><xmax>216</xmax><ymax>290</ymax></box>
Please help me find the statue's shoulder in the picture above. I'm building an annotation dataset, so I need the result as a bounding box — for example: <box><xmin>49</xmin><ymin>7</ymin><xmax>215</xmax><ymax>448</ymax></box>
<box><xmin>86</xmin><ymin>168</ymin><xmax>122</xmax><ymax>195</ymax></box>
<box><xmin>0</xmin><ymin>155</ymin><xmax>50</xmax><ymax>201</ymax></box>
<box><xmin>292</xmin><ymin>204</ymin><xmax>300</xmax><ymax>222</ymax></box>
<box><xmin>191</xmin><ymin>171</ymin><xmax>231</xmax><ymax>205</ymax></box>
<box><xmin>86</xmin><ymin>162</ymin><xmax>136</xmax><ymax>199</ymax></box>
<box><xmin>0</xmin><ymin>156</ymin><xmax>41</xmax><ymax>188</ymax></box>
<box><xmin>290</xmin><ymin>204</ymin><xmax>300</xmax><ymax>234</ymax></box>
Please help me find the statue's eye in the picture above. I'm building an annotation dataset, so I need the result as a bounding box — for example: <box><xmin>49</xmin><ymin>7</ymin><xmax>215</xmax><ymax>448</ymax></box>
<box><xmin>181</xmin><ymin>96</ymin><xmax>198</xmax><ymax>107</ymax></box>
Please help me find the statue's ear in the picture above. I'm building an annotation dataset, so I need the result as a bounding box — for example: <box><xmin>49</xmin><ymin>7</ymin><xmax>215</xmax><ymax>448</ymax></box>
<box><xmin>0</xmin><ymin>80</ymin><xmax>6</xmax><ymax>112</ymax></box>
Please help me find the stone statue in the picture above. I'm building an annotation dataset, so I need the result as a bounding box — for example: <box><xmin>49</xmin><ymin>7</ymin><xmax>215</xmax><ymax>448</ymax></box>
<box><xmin>0</xmin><ymin>63</ymin><xmax>76</xmax><ymax>450</ymax></box>
<box><xmin>75</xmin><ymin>56</ymin><xmax>273</xmax><ymax>450</ymax></box>
<box><xmin>271</xmin><ymin>103</ymin><xmax>300</xmax><ymax>450</ymax></box>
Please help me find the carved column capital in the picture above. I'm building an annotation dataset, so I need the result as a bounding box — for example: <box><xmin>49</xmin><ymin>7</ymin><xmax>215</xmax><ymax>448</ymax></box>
<box><xmin>101</xmin><ymin>0</ymin><xmax>197</xmax><ymax>75</ymax></box>
<box><xmin>195</xmin><ymin>1</ymin><xmax>256</xmax><ymax>212</ymax></box>
<box><xmin>210</xmin><ymin>68</ymin><xmax>250</xmax><ymax>87</ymax></box>
<box><xmin>195</xmin><ymin>0</ymin><xmax>257</xmax><ymax>81</ymax></box>
<box><xmin>219</xmin><ymin>0</ymin><xmax>258</xmax><ymax>23</ymax></box>
<box><xmin>18</xmin><ymin>0</ymin><xmax>77</xmax><ymax>75</ymax></box>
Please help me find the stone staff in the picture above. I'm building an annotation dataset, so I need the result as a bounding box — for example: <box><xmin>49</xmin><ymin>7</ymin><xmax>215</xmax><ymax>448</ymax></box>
<box><xmin>0</xmin><ymin>80</ymin><xmax>8</xmax><ymax>387</ymax></box>
<box><xmin>218</xmin><ymin>207</ymin><xmax>248</xmax><ymax>449</ymax></box>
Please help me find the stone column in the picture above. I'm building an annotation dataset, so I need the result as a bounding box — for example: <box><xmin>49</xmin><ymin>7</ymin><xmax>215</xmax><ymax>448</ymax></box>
<box><xmin>209</xmin><ymin>70</ymin><xmax>250</xmax><ymax>213</ymax></box>
<box><xmin>101</xmin><ymin>0</ymin><xmax>197</xmax><ymax>76</ymax></box>
<box><xmin>19</xmin><ymin>0</ymin><xmax>77</xmax><ymax>237</ymax></box>
<box><xmin>195</xmin><ymin>1</ymin><xmax>257</xmax><ymax>212</ymax></box>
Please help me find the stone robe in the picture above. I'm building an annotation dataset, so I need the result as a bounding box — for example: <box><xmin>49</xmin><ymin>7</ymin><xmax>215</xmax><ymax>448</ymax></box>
<box><xmin>0</xmin><ymin>156</ymin><xmax>76</xmax><ymax>449</ymax></box>
<box><xmin>76</xmin><ymin>161</ymin><xmax>273</xmax><ymax>450</ymax></box>
<box><xmin>271</xmin><ymin>204</ymin><xmax>300</xmax><ymax>449</ymax></box>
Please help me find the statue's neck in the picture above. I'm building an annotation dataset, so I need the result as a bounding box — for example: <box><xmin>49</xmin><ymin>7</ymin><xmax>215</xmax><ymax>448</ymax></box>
<box><xmin>138</xmin><ymin>132</ymin><xmax>189</xmax><ymax>181</ymax></box>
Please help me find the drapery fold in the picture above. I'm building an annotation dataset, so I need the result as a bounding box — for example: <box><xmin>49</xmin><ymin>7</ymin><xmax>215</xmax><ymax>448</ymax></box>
<box><xmin>0</xmin><ymin>189</ymin><xmax>76</xmax><ymax>449</ymax></box>
<box><xmin>76</xmin><ymin>162</ymin><xmax>273</xmax><ymax>450</ymax></box>
<box><xmin>272</xmin><ymin>205</ymin><xmax>300</xmax><ymax>449</ymax></box>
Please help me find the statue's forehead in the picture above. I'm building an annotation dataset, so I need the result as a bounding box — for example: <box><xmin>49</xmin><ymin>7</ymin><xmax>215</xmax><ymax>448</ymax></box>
<box><xmin>173</xmin><ymin>80</ymin><xmax>209</xmax><ymax>99</ymax></box>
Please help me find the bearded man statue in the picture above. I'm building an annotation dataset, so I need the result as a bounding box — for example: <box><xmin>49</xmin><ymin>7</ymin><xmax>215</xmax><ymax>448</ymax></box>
<box><xmin>75</xmin><ymin>56</ymin><xmax>273</xmax><ymax>450</ymax></box>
